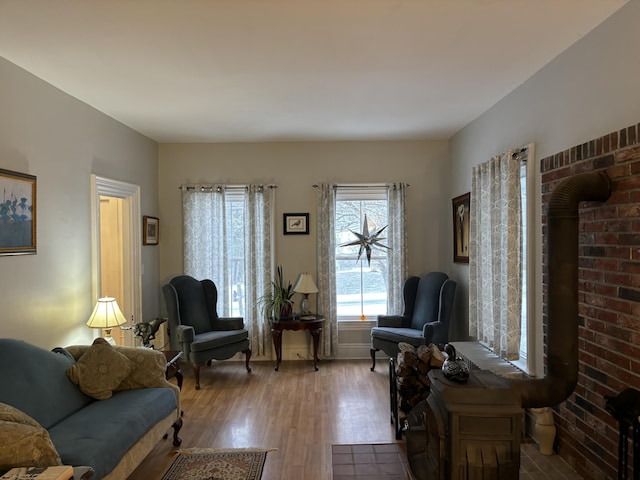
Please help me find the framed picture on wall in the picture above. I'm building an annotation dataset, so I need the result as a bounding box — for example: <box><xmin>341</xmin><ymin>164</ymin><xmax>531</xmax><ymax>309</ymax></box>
<box><xmin>283</xmin><ymin>213</ymin><xmax>309</xmax><ymax>235</ymax></box>
<box><xmin>143</xmin><ymin>216</ymin><xmax>159</xmax><ymax>245</ymax></box>
<box><xmin>452</xmin><ymin>193</ymin><xmax>470</xmax><ymax>263</ymax></box>
<box><xmin>0</xmin><ymin>168</ymin><xmax>37</xmax><ymax>256</ymax></box>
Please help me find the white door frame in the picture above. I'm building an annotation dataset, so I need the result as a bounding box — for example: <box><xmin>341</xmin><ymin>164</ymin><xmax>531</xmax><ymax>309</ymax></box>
<box><xmin>90</xmin><ymin>174</ymin><xmax>142</xmax><ymax>338</ymax></box>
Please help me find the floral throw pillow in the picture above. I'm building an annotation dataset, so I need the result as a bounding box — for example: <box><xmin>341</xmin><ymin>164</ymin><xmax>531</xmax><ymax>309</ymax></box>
<box><xmin>0</xmin><ymin>403</ymin><xmax>61</xmax><ymax>470</ymax></box>
<box><xmin>67</xmin><ymin>338</ymin><xmax>133</xmax><ymax>400</ymax></box>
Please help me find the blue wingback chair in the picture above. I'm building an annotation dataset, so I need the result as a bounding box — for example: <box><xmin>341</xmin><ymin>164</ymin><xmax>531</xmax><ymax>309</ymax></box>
<box><xmin>163</xmin><ymin>275</ymin><xmax>252</xmax><ymax>389</ymax></box>
<box><xmin>370</xmin><ymin>272</ymin><xmax>457</xmax><ymax>371</ymax></box>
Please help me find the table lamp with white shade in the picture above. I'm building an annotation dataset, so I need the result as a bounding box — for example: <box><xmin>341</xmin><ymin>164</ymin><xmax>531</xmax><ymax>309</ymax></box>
<box><xmin>86</xmin><ymin>297</ymin><xmax>127</xmax><ymax>345</ymax></box>
<box><xmin>293</xmin><ymin>273</ymin><xmax>319</xmax><ymax>315</ymax></box>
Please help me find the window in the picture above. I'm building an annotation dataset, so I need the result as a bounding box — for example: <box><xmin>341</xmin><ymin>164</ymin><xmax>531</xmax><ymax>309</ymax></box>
<box><xmin>519</xmin><ymin>158</ymin><xmax>528</xmax><ymax>364</ymax></box>
<box><xmin>335</xmin><ymin>187</ymin><xmax>389</xmax><ymax>320</ymax></box>
<box><xmin>469</xmin><ymin>145</ymin><xmax>535</xmax><ymax>375</ymax></box>
<box><xmin>225</xmin><ymin>190</ymin><xmax>246</xmax><ymax>317</ymax></box>
<box><xmin>181</xmin><ymin>184</ymin><xmax>273</xmax><ymax>321</ymax></box>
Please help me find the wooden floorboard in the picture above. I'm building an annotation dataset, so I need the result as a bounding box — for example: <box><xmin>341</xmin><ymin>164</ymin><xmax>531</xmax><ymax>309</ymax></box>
<box><xmin>127</xmin><ymin>358</ymin><xmax>398</xmax><ymax>480</ymax></box>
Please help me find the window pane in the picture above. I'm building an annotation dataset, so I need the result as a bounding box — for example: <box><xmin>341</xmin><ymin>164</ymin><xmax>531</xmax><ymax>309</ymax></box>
<box><xmin>226</xmin><ymin>197</ymin><xmax>245</xmax><ymax>317</ymax></box>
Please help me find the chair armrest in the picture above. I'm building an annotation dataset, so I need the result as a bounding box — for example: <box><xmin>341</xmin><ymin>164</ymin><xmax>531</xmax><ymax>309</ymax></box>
<box><xmin>175</xmin><ymin>324</ymin><xmax>195</xmax><ymax>343</ymax></box>
<box><xmin>216</xmin><ymin>317</ymin><xmax>245</xmax><ymax>330</ymax></box>
<box><xmin>377</xmin><ymin>315</ymin><xmax>405</xmax><ymax>328</ymax></box>
<box><xmin>422</xmin><ymin>321</ymin><xmax>446</xmax><ymax>345</ymax></box>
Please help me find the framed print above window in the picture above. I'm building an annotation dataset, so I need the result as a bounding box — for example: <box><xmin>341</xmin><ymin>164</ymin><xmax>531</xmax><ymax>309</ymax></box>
<box><xmin>0</xmin><ymin>168</ymin><xmax>36</xmax><ymax>256</ymax></box>
<box><xmin>283</xmin><ymin>213</ymin><xmax>309</xmax><ymax>235</ymax></box>
<box><xmin>452</xmin><ymin>193</ymin><xmax>470</xmax><ymax>263</ymax></box>
<box><xmin>143</xmin><ymin>216</ymin><xmax>159</xmax><ymax>245</ymax></box>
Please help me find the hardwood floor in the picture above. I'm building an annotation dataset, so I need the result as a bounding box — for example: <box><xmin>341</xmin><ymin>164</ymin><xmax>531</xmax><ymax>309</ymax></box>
<box><xmin>128</xmin><ymin>358</ymin><xmax>397</xmax><ymax>480</ymax></box>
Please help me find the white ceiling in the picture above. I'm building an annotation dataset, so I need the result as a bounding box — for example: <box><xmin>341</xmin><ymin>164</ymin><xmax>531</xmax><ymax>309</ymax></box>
<box><xmin>0</xmin><ymin>1</ymin><xmax>628</xmax><ymax>143</ymax></box>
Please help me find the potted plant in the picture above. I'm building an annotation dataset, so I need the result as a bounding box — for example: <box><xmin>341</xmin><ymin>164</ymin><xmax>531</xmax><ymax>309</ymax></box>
<box><xmin>258</xmin><ymin>265</ymin><xmax>295</xmax><ymax>320</ymax></box>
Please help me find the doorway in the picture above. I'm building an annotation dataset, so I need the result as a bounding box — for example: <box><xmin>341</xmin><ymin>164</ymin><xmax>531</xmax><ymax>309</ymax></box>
<box><xmin>90</xmin><ymin>175</ymin><xmax>142</xmax><ymax>346</ymax></box>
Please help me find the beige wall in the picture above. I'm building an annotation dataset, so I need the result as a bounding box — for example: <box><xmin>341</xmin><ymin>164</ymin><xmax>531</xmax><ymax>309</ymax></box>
<box><xmin>158</xmin><ymin>140</ymin><xmax>451</xmax><ymax>357</ymax></box>
<box><xmin>0</xmin><ymin>57</ymin><xmax>160</xmax><ymax>349</ymax></box>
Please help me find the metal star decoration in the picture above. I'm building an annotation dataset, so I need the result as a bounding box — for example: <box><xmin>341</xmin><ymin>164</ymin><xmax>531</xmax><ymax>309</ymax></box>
<box><xmin>340</xmin><ymin>215</ymin><xmax>390</xmax><ymax>266</ymax></box>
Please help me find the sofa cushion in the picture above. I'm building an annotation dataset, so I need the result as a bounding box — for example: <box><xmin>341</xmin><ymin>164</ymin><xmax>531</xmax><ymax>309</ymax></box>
<box><xmin>67</xmin><ymin>338</ymin><xmax>133</xmax><ymax>400</ymax></box>
<box><xmin>48</xmin><ymin>388</ymin><xmax>177</xmax><ymax>479</ymax></box>
<box><xmin>0</xmin><ymin>403</ymin><xmax>62</xmax><ymax>471</ymax></box>
<box><xmin>0</xmin><ymin>339</ymin><xmax>94</xmax><ymax>429</ymax></box>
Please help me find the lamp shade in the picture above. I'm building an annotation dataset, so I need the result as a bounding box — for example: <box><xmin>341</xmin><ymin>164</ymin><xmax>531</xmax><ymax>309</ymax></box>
<box><xmin>86</xmin><ymin>297</ymin><xmax>127</xmax><ymax>329</ymax></box>
<box><xmin>293</xmin><ymin>273</ymin><xmax>319</xmax><ymax>294</ymax></box>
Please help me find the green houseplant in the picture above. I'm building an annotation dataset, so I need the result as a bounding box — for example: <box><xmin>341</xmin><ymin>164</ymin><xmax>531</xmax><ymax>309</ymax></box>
<box><xmin>258</xmin><ymin>265</ymin><xmax>295</xmax><ymax>320</ymax></box>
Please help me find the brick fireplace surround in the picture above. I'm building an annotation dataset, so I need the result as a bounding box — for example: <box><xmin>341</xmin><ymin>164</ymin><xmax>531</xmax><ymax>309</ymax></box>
<box><xmin>541</xmin><ymin>123</ymin><xmax>640</xmax><ymax>479</ymax></box>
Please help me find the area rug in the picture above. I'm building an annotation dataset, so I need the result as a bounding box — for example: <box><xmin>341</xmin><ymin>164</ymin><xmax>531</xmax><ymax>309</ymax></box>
<box><xmin>161</xmin><ymin>448</ymin><xmax>272</xmax><ymax>480</ymax></box>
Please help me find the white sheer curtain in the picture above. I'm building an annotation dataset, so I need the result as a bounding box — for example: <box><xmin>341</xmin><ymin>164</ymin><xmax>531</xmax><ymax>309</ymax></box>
<box><xmin>387</xmin><ymin>182</ymin><xmax>408</xmax><ymax>314</ymax></box>
<box><xmin>181</xmin><ymin>184</ymin><xmax>274</xmax><ymax>359</ymax></box>
<box><xmin>316</xmin><ymin>183</ymin><xmax>339</xmax><ymax>357</ymax></box>
<box><xmin>469</xmin><ymin>150</ymin><xmax>522</xmax><ymax>361</ymax></box>
<box><xmin>244</xmin><ymin>185</ymin><xmax>275</xmax><ymax>358</ymax></box>
<box><xmin>182</xmin><ymin>185</ymin><xmax>227</xmax><ymax>297</ymax></box>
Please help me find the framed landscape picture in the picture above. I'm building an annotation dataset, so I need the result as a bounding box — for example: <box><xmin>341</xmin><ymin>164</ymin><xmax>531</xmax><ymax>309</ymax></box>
<box><xmin>0</xmin><ymin>169</ymin><xmax>36</xmax><ymax>256</ymax></box>
<box><xmin>452</xmin><ymin>192</ymin><xmax>470</xmax><ymax>263</ymax></box>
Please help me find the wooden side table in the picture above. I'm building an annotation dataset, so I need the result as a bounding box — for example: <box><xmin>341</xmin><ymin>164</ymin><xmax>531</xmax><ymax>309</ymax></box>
<box><xmin>270</xmin><ymin>315</ymin><xmax>325</xmax><ymax>371</ymax></box>
<box><xmin>163</xmin><ymin>350</ymin><xmax>183</xmax><ymax>390</ymax></box>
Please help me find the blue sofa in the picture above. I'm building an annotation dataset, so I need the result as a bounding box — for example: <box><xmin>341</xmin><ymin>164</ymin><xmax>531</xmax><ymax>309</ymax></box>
<box><xmin>0</xmin><ymin>338</ymin><xmax>182</xmax><ymax>480</ymax></box>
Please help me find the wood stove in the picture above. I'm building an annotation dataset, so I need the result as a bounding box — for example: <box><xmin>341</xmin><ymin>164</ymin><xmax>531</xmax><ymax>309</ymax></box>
<box><xmin>411</xmin><ymin>370</ymin><xmax>522</xmax><ymax>479</ymax></box>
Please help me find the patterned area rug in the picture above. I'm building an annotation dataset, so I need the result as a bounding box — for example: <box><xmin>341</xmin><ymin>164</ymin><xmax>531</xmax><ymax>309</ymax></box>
<box><xmin>161</xmin><ymin>448</ymin><xmax>271</xmax><ymax>480</ymax></box>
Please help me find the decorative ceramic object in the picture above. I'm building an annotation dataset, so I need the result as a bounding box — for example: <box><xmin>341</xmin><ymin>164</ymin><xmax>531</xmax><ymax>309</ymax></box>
<box><xmin>442</xmin><ymin>344</ymin><xmax>470</xmax><ymax>383</ymax></box>
<box><xmin>531</xmin><ymin>407</ymin><xmax>556</xmax><ymax>455</ymax></box>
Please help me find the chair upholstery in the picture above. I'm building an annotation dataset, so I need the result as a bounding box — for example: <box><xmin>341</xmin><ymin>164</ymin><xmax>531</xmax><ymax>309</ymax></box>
<box><xmin>370</xmin><ymin>272</ymin><xmax>456</xmax><ymax>371</ymax></box>
<box><xmin>163</xmin><ymin>275</ymin><xmax>252</xmax><ymax>389</ymax></box>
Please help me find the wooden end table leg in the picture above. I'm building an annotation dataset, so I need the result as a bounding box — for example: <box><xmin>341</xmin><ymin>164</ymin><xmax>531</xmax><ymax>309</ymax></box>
<box><xmin>272</xmin><ymin>328</ymin><xmax>282</xmax><ymax>371</ymax></box>
<box><xmin>310</xmin><ymin>327</ymin><xmax>322</xmax><ymax>371</ymax></box>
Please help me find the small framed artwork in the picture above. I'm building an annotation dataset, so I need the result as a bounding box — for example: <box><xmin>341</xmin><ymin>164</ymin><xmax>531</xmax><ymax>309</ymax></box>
<box><xmin>143</xmin><ymin>216</ymin><xmax>159</xmax><ymax>245</ymax></box>
<box><xmin>452</xmin><ymin>193</ymin><xmax>470</xmax><ymax>263</ymax></box>
<box><xmin>283</xmin><ymin>213</ymin><xmax>309</xmax><ymax>235</ymax></box>
<box><xmin>0</xmin><ymin>168</ymin><xmax>37</xmax><ymax>256</ymax></box>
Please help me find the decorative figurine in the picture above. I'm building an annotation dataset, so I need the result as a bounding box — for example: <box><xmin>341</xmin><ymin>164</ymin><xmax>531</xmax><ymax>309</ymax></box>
<box><xmin>442</xmin><ymin>344</ymin><xmax>470</xmax><ymax>383</ymax></box>
<box><xmin>133</xmin><ymin>318</ymin><xmax>167</xmax><ymax>348</ymax></box>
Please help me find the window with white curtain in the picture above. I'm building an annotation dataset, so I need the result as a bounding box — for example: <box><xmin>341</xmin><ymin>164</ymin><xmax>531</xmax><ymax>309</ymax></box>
<box><xmin>469</xmin><ymin>145</ymin><xmax>534</xmax><ymax>371</ymax></box>
<box><xmin>181</xmin><ymin>184</ymin><xmax>275</xmax><ymax>358</ymax></box>
<box><xmin>332</xmin><ymin>184</ymin><xmax>407</xmax><ymax>322</ymax></box>
<box><xmin>335</xmin><ymin>187</ymin><xmax>389</xmax><ymax>320</ymax></box>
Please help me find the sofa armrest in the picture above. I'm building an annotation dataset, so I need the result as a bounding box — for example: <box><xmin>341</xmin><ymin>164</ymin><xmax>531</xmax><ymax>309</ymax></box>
<box><xmin>113</xmin><ymin>347</ymin><xmax>181</xmax><ymax>417</ymax></box>
<box><xmin>63</xmin><ymin>344</ymin><xmax>181</xmax><ymax>419</ymax></box>
<box><xmin>376</xmin><ymin>315</ymin><xmax>405</xmax><ymax>328</ymax></box>
<box><xmin>216</xmin><ymin>317</ymin><xmax>245</xmax><ymax>330</ymax></box>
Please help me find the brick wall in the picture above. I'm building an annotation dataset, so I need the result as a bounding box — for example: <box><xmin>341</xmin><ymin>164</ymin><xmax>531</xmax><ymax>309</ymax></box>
<box><xmin>541</xmin><ymin>124</ymin><xmax>640</xmax><ymax>479</ymax></box>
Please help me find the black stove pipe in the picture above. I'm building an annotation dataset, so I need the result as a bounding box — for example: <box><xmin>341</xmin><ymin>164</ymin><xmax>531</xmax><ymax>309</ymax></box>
<box><xmin>509</xmin><ymin>171</ymin><xmax>611</xmax><ymax>408</ymax></box>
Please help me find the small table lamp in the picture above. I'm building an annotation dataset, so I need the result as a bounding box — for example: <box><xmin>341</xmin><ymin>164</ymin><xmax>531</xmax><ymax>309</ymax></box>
<box><xmin>294</xmin><ymin>273</ymin><xmax>319</xmax><ymax>315</ymax></box>
<box><xmin>86</xmin><ymin>297</ymin><xmax>127</xmax><ymax>345</ymax></box>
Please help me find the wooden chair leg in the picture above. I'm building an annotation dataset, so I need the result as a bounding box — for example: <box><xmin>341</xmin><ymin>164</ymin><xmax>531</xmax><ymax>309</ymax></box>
<box><xmin>191</xmin><ymin>363</ymin><xmax>203</xmax><ymax>390</ymax></box>
<box><xmin>243</xmin><ymin>348</ymin><xmax>252</xmax><ymax>372</ymax></box>
<box><xmin>370</xmin><ymin>348</ymin><xmax>379</xmax><ymax>371</ymax></box>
